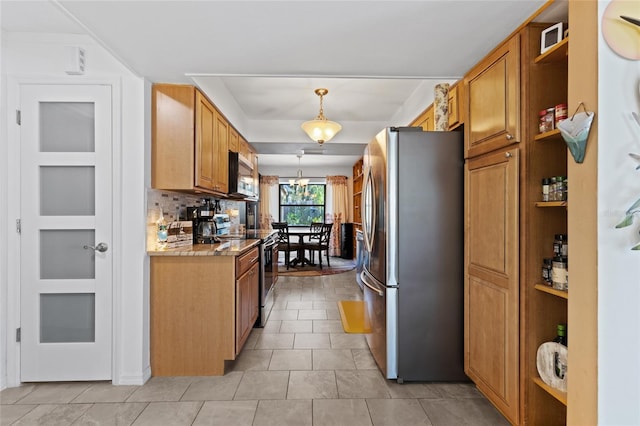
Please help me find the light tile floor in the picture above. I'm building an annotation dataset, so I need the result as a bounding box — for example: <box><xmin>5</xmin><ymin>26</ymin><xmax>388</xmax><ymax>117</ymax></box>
<box><xmin>0</xmin><ymin>269</ymin><xmax>510</xmax><ymax>426</ymax></box>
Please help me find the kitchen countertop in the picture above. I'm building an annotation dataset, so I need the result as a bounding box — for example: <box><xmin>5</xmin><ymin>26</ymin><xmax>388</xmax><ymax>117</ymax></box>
<box><xmin>147</xmin><ymin>229</ymin><xmax>278</xmax><ymax>257</ymax></box>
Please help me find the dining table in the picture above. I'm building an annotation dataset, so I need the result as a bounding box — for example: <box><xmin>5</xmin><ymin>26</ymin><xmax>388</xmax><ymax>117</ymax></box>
<box><xmin>286</xmin><ymin>227</ymin><xmax>316</xmax><ymax>267</ymax></box>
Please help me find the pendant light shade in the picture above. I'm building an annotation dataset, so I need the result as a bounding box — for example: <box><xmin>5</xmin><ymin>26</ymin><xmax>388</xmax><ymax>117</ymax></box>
<box><xmin>289</xmin><ymin>153</ymin><xmax>309</xmax><ymax>187</ymax></box>
<box><xmin>301</xmin><ymin>88</ymin><xmax>342</xmax><ymax>145</ymax></box>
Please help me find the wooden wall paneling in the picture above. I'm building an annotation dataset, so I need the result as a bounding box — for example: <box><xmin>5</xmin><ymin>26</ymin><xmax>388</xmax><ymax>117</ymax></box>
<box><xmin>566</xmin><ymin>1</ymin><xmax>598</xmax><ymax>424</ymax></box>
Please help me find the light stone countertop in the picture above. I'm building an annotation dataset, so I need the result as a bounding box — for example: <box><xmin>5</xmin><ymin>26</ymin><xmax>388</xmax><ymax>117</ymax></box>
<box><xmin>148</xmin><ymin>229</ymin><xmax>278</xmax><ymax>257</ymax></box>
<box><xmin>148</xmin><ymin>239</ymin><xmax>260</xmax><ymax>256</ymax></box>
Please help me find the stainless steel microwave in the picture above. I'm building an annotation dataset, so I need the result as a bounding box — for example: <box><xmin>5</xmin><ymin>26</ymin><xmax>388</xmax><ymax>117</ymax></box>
<box><xmin>228</xmin><ymin>151</ymin><xmax>258</xmax><ymax>200</ymax></box>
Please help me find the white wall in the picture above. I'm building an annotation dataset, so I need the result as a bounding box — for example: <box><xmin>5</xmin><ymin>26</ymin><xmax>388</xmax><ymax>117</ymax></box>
<box><xmin>0</xmin><ymin>31</ymin><xmax>148</xmax><ymax>387</ymax></box>
<box><xmin>598</xmin><ymin>2</ymin><xmax>640</xmax><ymax>424</ymax></box>
<box><xmin>0</xmin><ymin>8</ymin><xmax>8</xmax><ymax>389</ymax></box>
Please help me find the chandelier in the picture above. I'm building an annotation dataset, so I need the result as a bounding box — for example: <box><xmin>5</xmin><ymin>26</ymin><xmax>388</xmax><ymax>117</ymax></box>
<box><xmin>301</xmin><ymin>88</ymin><xmax>342</xmax><ymax>145</ymax></box>
<box><xmin>289</xmin><ymin>153</ymin><xmax>309</xmax><ymax>187</ymax></box>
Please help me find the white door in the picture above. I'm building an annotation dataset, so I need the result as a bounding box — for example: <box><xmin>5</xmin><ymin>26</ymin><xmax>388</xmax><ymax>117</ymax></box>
<box><xmin>20</xmin><ymin>84</ymin><xmax>113</xmax><ymax>382</ymax></box>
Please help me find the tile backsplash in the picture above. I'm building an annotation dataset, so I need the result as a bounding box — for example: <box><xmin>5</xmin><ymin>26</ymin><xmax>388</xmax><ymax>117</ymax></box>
<box><xmin>146</xmin><ymin>188</ymin><xmax>244</xmax><ymax>250</ymax></box>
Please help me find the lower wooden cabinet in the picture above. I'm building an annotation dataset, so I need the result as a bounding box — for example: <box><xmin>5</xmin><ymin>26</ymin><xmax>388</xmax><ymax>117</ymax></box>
<box><xmin>150</xmin><ymin>246</ymin><xmax>260</xmax><ymax>376</ymax></box>
<box><xmin>465</xmin><ymin>147</ymin><xmax>520</xmax><ymax>424</ymax></box>
<box><xmin>236</xmin><ymin>260</ymin><xmax>259</xmax><ymax>355</ymax></box>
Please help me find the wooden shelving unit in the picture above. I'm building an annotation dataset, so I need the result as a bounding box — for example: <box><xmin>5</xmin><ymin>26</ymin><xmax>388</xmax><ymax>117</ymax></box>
<box><xmin>352</xmin><ymin>157</ymin><xmax>364</xmax><ymax>259</ymax></box>
<box><xmin>535</xmin><ymin>201</ymin><xmax>567</xmax><ymax>208</ymax></box>
<box><xmin>534</xmin><ymin>128</ymin><xmax>562</xmax><ymax>141</ymax></box>
<box><xmin>524</xmin><ymin>20</ymin><xmax>569</xmax><ymax>426</ymax></box>
<box><xmin>535</xmin><ymin>284</ymin><xmax>568</xmax><ymax>300</ymax></box>
<box><xmin>533</xmin><ymin>377</ymin><xmax>568</xmax><ymax>406</ymax></box>
<box><xmin>534</xmin><ymin>37</ymin><xmax>569</xmax><ymax>64</ymax></box>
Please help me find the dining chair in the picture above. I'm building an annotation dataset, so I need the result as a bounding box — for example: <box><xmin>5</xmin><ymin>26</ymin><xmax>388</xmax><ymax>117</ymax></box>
<box><xmin>271</xmin><ymin>222</ymin><xmax>299</xmax><ymax>269</ymax></box>
<box><xmin>306</xmin><ymin>223</ymin><xmax>333</xmax><ymax>269</ymax></box>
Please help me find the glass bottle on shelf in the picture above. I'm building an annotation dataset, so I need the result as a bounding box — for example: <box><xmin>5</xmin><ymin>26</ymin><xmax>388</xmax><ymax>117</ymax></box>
<box><xmin>554</xmin><ymin>324</ymin><xmax>567</xmax><ymax>379</ymax></box>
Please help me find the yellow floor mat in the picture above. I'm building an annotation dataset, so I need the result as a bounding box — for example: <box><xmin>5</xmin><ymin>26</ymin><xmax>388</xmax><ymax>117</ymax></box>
<box><xmin>338</xmin><ymin>300</ymin><xmax>370</xmax><ymax>333</ymax></box>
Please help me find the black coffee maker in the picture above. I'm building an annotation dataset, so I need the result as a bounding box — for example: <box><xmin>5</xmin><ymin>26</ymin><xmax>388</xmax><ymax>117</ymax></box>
<box><xmin>187</xmin><ymin>199</ymin><xmax>219</xmax><ymax>244</ymax></box>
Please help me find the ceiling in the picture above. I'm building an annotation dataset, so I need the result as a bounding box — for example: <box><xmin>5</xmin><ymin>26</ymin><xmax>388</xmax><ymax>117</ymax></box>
<box><xmin>2</xmin><ymin>0</ymin><xmax>563</xmax><ymax>168</ymax></box>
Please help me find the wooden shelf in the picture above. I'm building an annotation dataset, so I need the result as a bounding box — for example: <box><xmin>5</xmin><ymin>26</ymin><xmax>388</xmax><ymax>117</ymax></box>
<box><xmin>535</xmin><ymin>201</ymin><xmax>567</xmax><ymax>208</ymax></box>
<box><xmin>533</xmin><ymin>377</ymin><xmax>567</xmax><ymax>406</ymax></box>
<box><xmin>535</xmin><ymin>284</ymin><xmax>568</xmax><ymax>300</ymax></box>
<box><xmin>534</xmin><ymin>128</ymin><xmax>562</xmax><ymax>141</ymax></box>
<box><xmin>534</xmin><ymin>37</ymin><xmax>569</xmax><ymax>64</ymax></box>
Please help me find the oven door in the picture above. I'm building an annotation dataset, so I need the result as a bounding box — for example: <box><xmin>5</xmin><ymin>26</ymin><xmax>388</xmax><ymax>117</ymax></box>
<box><xmin>263</xmin><ymin>240</ymin><xmax>276</xmax><ymax>296</ymax></box>
<box><xmin>257</xmin><ymin>238</ymin><xmax>276</xmax><ymax>327</ymax></box>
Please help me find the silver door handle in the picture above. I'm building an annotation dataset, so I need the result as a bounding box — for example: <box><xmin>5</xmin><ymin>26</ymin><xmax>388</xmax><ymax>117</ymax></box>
<box><xmin>361</xmin><ymin>272</ymin><xmax>384</xmax><ymax>297</ymax></box>
<box><xmin>84</xmin><ymin>242</ymin><xmax>108</xmax><ymax>253</ymax></box>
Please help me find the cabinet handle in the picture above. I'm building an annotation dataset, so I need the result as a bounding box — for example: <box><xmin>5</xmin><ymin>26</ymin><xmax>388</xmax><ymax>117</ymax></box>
<box><xmin>505</xmin><ymin>152</ymin><xmax>513</xmax><ymax>158</ymax></box>
<box><xmin>505</xmin><ymin>133</ymin><xmax>514</xmax><ymax>140</ymax></box>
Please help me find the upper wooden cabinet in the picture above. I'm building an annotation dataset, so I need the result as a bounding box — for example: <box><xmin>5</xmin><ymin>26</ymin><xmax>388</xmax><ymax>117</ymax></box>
<box><xmin>464</xmin><ymin>34</ymin><xmax>520</xmax><ymax>158</ymax></box>
<box><xmin>413</xmin><ymin>105</ymin><xmax>434</xmax><ymax>131</ymax></box>
<box><xmin>228</xmin><ymin>126</ymin><xmax>239</xmax><ymax>153</ymax></box>
<box><xmin>447</xmin><ymin>82</ymin><xmax>463</xmax><ymax>129</ymax></box>
<box><xmin>152</xmin><ymin>84</ymin><xmax>228</xmax><ymax>195</ymax></box>
<box><xmin>213</xmin><ymin>110</ymin><xmax>229</xmax><ymax>193</ymax></box>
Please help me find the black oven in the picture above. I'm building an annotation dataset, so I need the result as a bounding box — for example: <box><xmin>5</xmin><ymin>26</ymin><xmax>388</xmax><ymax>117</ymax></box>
<box><xmin>257</xmin><ymin>234</ymin><xmax>277</xmax><ymax>327</ymax></box>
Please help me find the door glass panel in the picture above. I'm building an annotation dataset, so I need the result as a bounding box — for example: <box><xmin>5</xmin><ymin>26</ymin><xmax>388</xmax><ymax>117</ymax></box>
<box><xmin>40</xmin><ymin>102</ymin><xmax>95</xmax><ymax>152</ymax></box>
<box><xmin>40</xmin><ymin>166</ymin><xmax>95</xmax><ymax>216</ymax></box>
<box><xmin>40</xmin><ymin>293</ymin><xmax>95</xmax><ymax>343</ymax></box>
<box><xmin>40</xmin><ymin>230</ymin><xmax>95</xmax><ymax>279</ymax></box>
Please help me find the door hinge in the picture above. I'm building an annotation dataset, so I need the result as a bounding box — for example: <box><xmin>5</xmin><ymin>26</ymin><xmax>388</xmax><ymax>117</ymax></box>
<box><xmin>16</xmin><ymin>328</ymin><xmax>21</xmax><ymax>342</ymax></box>
<box><xmin>16</xmin><ymin>219</ymin><xmax>21</xmax><ymax>234</ymax></box>
<box><xmin>16</xmin><ymin>110</ymin><xmax>21</xmax><ymax>125</ymax></box>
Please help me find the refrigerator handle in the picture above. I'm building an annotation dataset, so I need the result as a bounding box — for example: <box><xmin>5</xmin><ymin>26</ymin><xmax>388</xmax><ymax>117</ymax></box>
<box><xmin>362</xmin><ymin>167</ymin><xmax>376</xmax><ymax>253</ymax></box>
<box><xmin>361</xmin><ymin>271</ymin><xmax>384</xmax><ymax>297</ymax></box>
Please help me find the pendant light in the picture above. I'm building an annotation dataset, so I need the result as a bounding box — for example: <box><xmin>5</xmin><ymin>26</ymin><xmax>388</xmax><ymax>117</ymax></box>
<box><xmin>289</xmin><ymin>153</ymin><xmax>309</xmax><ymax>187</ymax></box>
<box><xmin>301</xmin><ymin>88</ymin><xmax>342</xmax><ymax>145</ymax></box>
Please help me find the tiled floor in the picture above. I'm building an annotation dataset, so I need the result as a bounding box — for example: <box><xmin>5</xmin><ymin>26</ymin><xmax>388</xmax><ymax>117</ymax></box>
<box><xmin>0</xmin><ymin>269</ymin><xmax>510</xmax><ymax>426</ymax></box>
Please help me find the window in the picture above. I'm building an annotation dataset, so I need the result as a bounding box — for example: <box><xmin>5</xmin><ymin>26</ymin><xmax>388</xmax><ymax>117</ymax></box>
<box><xmin>279</xmin><ymin>184</ymin><xmax>325</xmax><ymax>225</ymax></box>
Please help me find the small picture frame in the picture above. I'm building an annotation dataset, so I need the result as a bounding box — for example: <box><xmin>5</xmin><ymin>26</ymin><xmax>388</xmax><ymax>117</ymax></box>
<box><xmin>540</xmin><ymin>22</ymin><xmax>563</xmax><ymax>54</ymax></box>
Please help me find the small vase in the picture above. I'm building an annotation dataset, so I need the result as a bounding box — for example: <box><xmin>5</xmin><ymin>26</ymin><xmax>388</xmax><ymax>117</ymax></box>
<box><xmin>156</xmin><ymin>208</ymin><xmax>168</xmax><ymax>249</ymax></box>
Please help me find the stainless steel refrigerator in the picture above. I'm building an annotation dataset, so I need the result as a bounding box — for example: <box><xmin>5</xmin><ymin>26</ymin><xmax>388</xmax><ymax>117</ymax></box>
<box><xmin>361</xmin><ymin>127</ymin><xmax>467</xmax><ymax>382</ymax></box>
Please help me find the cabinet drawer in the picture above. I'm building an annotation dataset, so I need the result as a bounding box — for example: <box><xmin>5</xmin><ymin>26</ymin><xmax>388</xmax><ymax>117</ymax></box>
<box><xmin>236</xmin><ymin>246</ymin><xmax>259</xmax><ymax>276</ymax></box>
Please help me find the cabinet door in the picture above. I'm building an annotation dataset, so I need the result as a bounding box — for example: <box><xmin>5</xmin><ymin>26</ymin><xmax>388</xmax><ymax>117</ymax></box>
<box><xmin>249</xmin><ymin>261</ymin><xmax>259</xmax><ymax>326</ymax></box>
<box><xmin>236</xmin><ymin>261</ymin><xmax>258</xmax><ymax>355</ymax></box>
<box><xmin>214</xmin><ymin>110</ymin><xmax>229</xmax><ymax>193</ymax></box>
<box><xmin>235</xmin><ymin>269</ymin><xmax>251</xmax><ymax>355</ymax></box>
<box><xmin>415</xmin><ymin>105</ymin><xmax>434</xmax><ymax>131</ymax></box>
<box><xmin>448</xmin><ymin>84</ymin><xmax>459</xmax><ymax>128</ymax></box>
<box><xmin>195</xmin><ymin>91</ymin><xmax>216</xmax><ymax>191</ymax></box>
<box><xmin>464</xmin><ymin>147</ymin><xmax>519</xmax><ymax>424</ymax></box>
<box><xmin>228</xmin><ymin>126</ymin><xmax>239</xmax><ymax>153</ymax></box>
<box><xmin>465</xmin><ymin>34</ymin><xmax>520</xmax><ymax>158</ymax></box>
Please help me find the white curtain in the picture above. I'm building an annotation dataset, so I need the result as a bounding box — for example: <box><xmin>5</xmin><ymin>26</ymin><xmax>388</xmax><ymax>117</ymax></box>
<box><xmin>326</xmin><ymin>175</ymin><xmax>349</xmax><ymax>256</ymax></box>
<box><xmin>259</xmin><ymin>175</ymin><xmax>279</xmax><ymax>229</ymax></box>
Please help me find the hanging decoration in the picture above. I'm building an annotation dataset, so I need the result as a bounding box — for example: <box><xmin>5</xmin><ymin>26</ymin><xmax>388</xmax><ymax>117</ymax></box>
<box><xmin>557</xmin><ymin>102</ymin><xmax>595</xmax><ymax>164</ymax></box>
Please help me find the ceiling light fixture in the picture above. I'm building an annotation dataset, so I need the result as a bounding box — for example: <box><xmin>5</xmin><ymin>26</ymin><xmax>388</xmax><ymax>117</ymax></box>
<box><xmin>289</xmin><ymin>153</ymin><xmax>309</xmax><ymax>187</ymax></box>
<box><xmin>301</xmin><ymin>88</ymin><xmax>342</xmax><ymax>145</ymax></box>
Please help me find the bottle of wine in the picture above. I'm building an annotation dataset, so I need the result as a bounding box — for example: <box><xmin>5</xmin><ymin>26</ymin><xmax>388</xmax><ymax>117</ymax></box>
<box><xmin>554</xmin><ymin>324</ymin><xmax>567</xmax><ymax>379</ymax></box>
